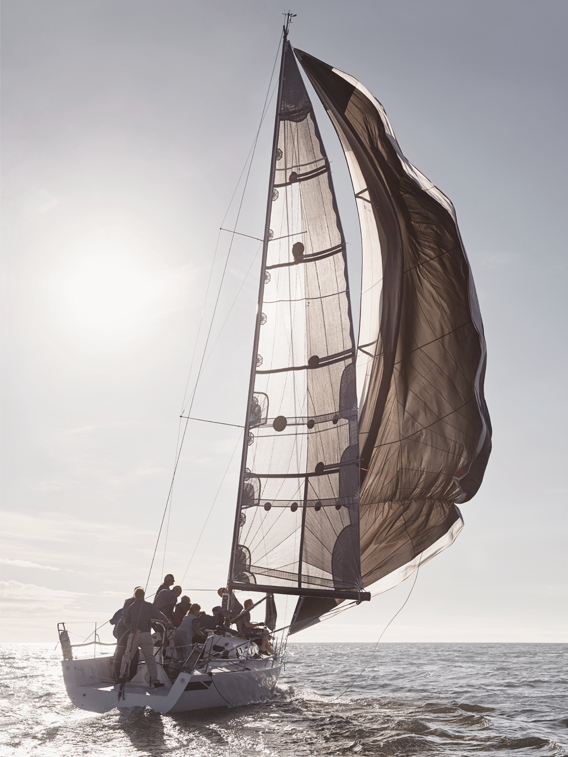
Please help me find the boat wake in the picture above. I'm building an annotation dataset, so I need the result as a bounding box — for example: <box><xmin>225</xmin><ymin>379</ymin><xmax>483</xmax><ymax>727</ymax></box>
<box><xmin>1</xmin><ymin>644</ymin><xmax>566</xmax><ymax>757</ymax></box>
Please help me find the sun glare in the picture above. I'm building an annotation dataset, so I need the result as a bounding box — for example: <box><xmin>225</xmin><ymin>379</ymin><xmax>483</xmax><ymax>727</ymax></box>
<box><xmin>50</xmin><ymin>240</ymin><xmax>174</xmax><ymax>341</ymax></box>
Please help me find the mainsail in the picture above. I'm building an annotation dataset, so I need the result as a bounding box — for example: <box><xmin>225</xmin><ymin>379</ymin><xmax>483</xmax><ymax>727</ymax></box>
<box><xmin>290</xmin><ymin>50</ymin><xmax>492</xmax><ymax>631</ymax></box>
<box><xmin>228</xmin><ymin>42</ymin><xmax>367</xmax><ymax>601</ymax></box>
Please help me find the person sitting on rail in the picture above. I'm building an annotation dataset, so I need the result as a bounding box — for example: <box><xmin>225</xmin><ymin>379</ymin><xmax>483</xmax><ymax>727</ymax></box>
<box><xmin>123</xmin><ymin>587</ymin><xmax>174</xmax><ymax>688</ymax></box>
<box><xmin>234</xmin><ymin>599</ymin><xmax>274</xmax><ymax>655</ymax></box>
<box><xmin>153</xmin><ymin>584</ymin><xmax>182</xmax><ymax>621</ymax></box>
<box><xmin>173</xmin><ymin>595</ymin><xmax>191</xmax><ymax>628</ymax></box>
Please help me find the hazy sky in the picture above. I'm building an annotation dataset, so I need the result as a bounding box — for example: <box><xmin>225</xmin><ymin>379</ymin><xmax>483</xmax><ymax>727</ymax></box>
<box><xmin>1</xmin><ymin>0</ymin><xmax>567</xmax><ymax>645</ymax></box>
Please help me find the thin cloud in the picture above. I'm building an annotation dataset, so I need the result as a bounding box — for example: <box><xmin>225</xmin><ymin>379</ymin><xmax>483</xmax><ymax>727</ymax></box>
<box><xmin>0</xmin><ymin>558</ymin><xmax>60</xmax><ymax>572</ymax></box>
<box><xmin>0</xmin><ymin>580</ymin><xmax>84</xmax><ymax>615</ymax></box>
<box><xmin>32</xmin><ymin>422</ymin><xmax>170</xmax><ymax>491</ymax></box>
<box><xmin>479</xmin><ymin>250</ymin><xmax>518</xmax><ymax>269</ymax></box>
<box><xmin>34</xmin><ymin>480</ymin><xmax>73</xmax><ymax>491</ymax></box>
<box><xmin>1</xmin><ymin>510</ymin><xmax>155</xmax><ymax>548</ymax></box>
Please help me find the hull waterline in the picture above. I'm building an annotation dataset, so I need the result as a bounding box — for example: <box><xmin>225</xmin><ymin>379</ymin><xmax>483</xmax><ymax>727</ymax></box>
<box><xmin>62</xmin><ymin>654</ymin><xmax>281</xmax><ymax>714</ymax></box>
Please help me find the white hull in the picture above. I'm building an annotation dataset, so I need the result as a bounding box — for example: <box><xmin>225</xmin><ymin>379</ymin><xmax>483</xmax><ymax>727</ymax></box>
<box><xmin>61</xmin><ymin>643</ymin><xmax>281</xmax><ymax>714</ymax></box>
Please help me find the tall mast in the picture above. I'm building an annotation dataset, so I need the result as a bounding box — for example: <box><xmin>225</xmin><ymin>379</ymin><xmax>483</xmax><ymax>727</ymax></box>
<box><xmin>226</xmin><ymin>30</ymin><xmax>289</xmax><ymax>589</ymax></box>
<box><xmin>227</xmin><ymin>26</ymin><xmax>369</xmax><ymax>604</ymax></box>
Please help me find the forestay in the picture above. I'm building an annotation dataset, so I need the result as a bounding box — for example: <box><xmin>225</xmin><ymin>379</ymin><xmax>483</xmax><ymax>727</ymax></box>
<box><xmin>228</xmin><ymin>43</ymin><xmax>364</xmax><ymax>599</ymax></box>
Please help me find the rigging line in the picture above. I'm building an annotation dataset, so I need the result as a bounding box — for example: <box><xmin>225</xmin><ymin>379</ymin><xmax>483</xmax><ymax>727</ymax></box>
<box><xmin>161</xmin><ymin>495</ymin><xmax>172</xmax><ymax>578</ymax></box>
<box><xmin>329</xmin><ymin>562</ymin><xmax>422</xmax><ymax>703</ymax></box>
<box><xmin>210</xmin><ymin>673</ymin><xmax>236</xmax><ymax>707</ymax></box>
<box><xmin>219</xmin><ymin>228</ymin><xmax>263</xmax><ymax>242</ymax></box>
<box><xmin>180</xmin><ymin>415</ymin><xmax>244</xmax><ymax>429</ymax></box>
<box><xmin>144</xmin><ymin>414</ymin><xmax>192</xmax><ymax>593</ymax></box>
<box><xmin>162</xmin><ymin>424</ymin><xmax>186</xmax><ymax>576</ymax></box>
<box><xmin>146</xmin><ymin>38</ymin><xmax>283</xmax><ymax>590</ymax></box>
<box><xmin>181</xmin><ymin>69</ymin><xmax>280</xmax><ymax>422</ymax></box>
<box><xmin>219</xmin><ymin>33</ymin><xmax>282</xmax><ymax>232</ymax></box>
<box><xmin>180</xmin><ymin>34</ymin><xmax>282</xmax><ymax>419</ymax></box>
<box><xmin>179</xmin><ymin>435</ymin><xmax>242</xmax><ymax>585</ymax></box>
<box><xmin>179</xmin><ymin>230</ymin><xmax>223</xmax><ymax>418</ymax></box>
<box><xmin>200</xmin><ymin>245</ymin><xmax>263</xmax><ymax>374</ymax></box>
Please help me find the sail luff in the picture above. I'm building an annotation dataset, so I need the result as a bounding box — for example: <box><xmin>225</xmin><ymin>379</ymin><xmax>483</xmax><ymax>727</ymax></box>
<box><xmin>226</xmin><ymin>34</ymin><xmax>288</xmax><ymax>591</ymax></box>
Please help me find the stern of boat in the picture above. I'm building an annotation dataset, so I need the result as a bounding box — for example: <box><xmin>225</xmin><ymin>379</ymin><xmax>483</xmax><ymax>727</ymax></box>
<box><xmin>58</xmin><ymin>623</ymin><xmax>283</xmax><ymax>714</ymax></box>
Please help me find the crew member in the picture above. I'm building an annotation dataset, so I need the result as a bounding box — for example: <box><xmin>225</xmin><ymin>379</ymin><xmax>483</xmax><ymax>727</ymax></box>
<box><xmin>123</xmin><ymin>587</ymin><xmax>173</xmax><ymax>688</ymax></box>
<box><xmin>173</xmin><ymin>595</ymin><xmax>191</xmax><ymax>628</ymax></box>
<box><xmin>113</xmin><ymin>587</ymin><xmax>142</xmax><ymax>680</ymax></box>
<box><xmin>155</xmin><ymin>573</ymin><xmax>175</xmax><ymax>596</ymax></box>
<box><xmin>235</xmin><ymin>599</ymin><xmax>274</xmax><ymax>655</ymax></box>
<box><xmin>154</xmin><ymin>585</ymin><xmax>182</xmax><ymax>621</ymax></box>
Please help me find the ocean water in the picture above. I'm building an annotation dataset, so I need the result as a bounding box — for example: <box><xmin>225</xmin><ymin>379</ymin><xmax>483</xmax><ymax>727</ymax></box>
<box><xmin>0</xmin><ymin>643</ymin><xmax>566</xmax><ymax>756</ymax></box>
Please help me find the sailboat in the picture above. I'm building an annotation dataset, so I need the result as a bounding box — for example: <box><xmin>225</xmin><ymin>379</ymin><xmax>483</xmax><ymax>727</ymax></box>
<box><xmin>58</xmin><ymin>16</ymin><xmax>491</xmax><ymax>714</ymax></box>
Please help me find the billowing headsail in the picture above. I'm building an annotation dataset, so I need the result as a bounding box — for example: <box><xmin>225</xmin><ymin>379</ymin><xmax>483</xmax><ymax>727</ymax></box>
<box><xmin>291</xmin><ymin>50</ymin><xmax>491</xmax><ymax>631</ymax></box>
<box><xmin>228</xmin><ymin>42</ymin><xmax>367</xmax><ymax>601</ymax></box>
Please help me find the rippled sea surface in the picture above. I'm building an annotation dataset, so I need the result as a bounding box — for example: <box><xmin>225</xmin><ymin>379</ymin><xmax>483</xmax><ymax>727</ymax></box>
<box><xmin>0</xmin><ymin>643</ymin><xmax>566</xmax><ymax>756</ymax></box>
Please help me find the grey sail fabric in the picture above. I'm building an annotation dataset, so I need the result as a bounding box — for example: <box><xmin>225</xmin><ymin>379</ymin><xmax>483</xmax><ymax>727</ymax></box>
<box><xmin>228</xmin><ymin>43</ymin><xmax>363</xmax><ymax>598</ymax></box>
<box><xmin>290</xmin><ymin>49</ymin><xmax>491</xmax><ymax>632</ymax></box>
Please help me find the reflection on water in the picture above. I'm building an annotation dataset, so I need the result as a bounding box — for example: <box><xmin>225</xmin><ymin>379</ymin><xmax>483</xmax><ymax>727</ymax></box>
<box><xmin>0</xmin><ymin>644</ymin><xmax>566</xmax><ymax>756</ymax></box>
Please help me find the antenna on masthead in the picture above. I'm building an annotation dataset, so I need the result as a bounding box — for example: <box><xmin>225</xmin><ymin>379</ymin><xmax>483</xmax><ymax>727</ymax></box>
<box><xmin>283</xmin><ymin>12</ymin><xmax>297</xmax><ymax>39</ymax></box>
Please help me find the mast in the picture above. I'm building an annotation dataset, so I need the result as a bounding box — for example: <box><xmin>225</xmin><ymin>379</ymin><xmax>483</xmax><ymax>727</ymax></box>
<box><xmin>226</xmin><ymin>25</ymin><xmax>289</xmax><ymax>592</ymax></box>
<box><xmin>226</xmin><ymin>28</ymin><xmax>369</xmax><ymax>603</ymax></box>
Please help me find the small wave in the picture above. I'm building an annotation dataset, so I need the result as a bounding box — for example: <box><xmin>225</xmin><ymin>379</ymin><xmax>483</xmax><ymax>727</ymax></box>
<box><xmin>427</xmin><ymin>726</ymin><xmax>460</xmax><ymax>739</ymax></box>
<box><xmin>458</xmin><ymin>702</ymin><xmax>495</xmax><ymax>713</ymax></box>
<box><xmin>493</xmin><ymin>735</ymin><xmax>551</xmax><ymax>750</ymax></box>
<box><xmin>422</xmin><ymin>702</ymin><xmax>456</xmax><ymax>714</ymax></box>
<box><xmin>392</xmin><ymin>717</ymin><xmax>431</xmax><ymax>734</ymax></box>
<box><xmin>378</xmin><ymin>734</ymin><xmax>433</xmax><ymax>754</ymax></box>
<box><xmin>459</xmin><ymin>713</ymin><xmax>490</xmax><ymax>727</ymax></box>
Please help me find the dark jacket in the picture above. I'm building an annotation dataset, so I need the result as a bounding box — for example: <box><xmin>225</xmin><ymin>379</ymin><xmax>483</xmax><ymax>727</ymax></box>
<box><xmin>114</xmin><ymin>597</ymin><xmax>137</xmax><ymax>640</ymax></box>
<box><xmin>124</xmin><ymin>599</ymin><xmax>169</xmax><ymax>633</ymax></box>
<box><xmin>154</xmin><ymin>589</ymin><xmax>178</xmax><ymax>620</ymax></box>
<box><xmin>173</xmin><ymin>599</ymin><xmax>191</xmax><ymax>628</ymax></box>
<box><xmin>198</xmin><ymin>612</ymin><xmax>219</xmax><ymax>631</ymax></box>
